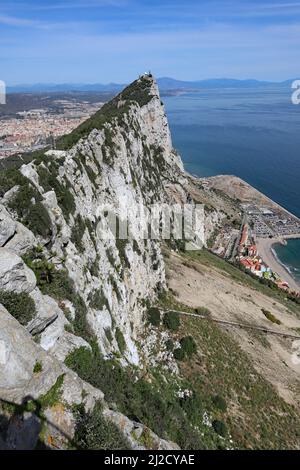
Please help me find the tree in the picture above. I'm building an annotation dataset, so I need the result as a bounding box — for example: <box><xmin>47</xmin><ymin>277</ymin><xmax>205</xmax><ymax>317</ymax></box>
<box><xmin>180</xmin><ymin>336</ymin><xmax>197</xmax><ymax>357</ymax></box>
<box><xmin>147</xmin><ymin>307</ymin><xmax>161</xmax><ymax>327</ymax></box>
<box><xmin>163</xmin><ymin>311</ymin><xmax>180</xmax><ymax>332</ymax></box>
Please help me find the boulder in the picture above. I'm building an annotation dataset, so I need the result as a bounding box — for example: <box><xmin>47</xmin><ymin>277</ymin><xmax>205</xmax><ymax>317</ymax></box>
<box><xmin>5</xmin><ymin>222</ymin><xmax>36</xmax><ymax>255</ymax></box>
<box><xmin>27</xmin><ymin>289</ymin><xmax>59</xmax><ymax>336</ymax></box>
<box><xmin>49</xmin><ymin>332</ymin><xmax>91</xmax><ymax>362</ymax></box>
<box><xmin>0</xmin><ymin>248</ymin><xmax>36</xmax><ymax>293</ymax></box>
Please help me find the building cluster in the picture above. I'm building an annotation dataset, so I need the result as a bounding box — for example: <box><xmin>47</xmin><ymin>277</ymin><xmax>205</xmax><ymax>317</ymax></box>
<box><xmin>242</xmin><ymin>203</ymin><xmax>300</xmax><ymax>238</ymax></box>
<box><xmin>0</xmin><ymin>100</ymin><xmax>103</xmax><ymax>158</ymax></box>
<box><xmin>211</xmin><ymin>224</ymin><xmax>239</xmax><ymax>259</ymax></box>
<box><xmin>237</xmin><ymin>223</ymin><xmax>289</xmax><ymax>291</ymax></box>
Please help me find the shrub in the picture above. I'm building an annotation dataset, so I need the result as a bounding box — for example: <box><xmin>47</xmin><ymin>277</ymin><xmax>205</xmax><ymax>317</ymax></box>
<box><xmin>147</xmin><ymin>307</ymin><xmax>161</xmax><ymax>327</ymax></box>
<box><xmin>4</xmin><ymin>170</ymin><xmax>52</xmax><ymax>239</ymax></box>
<box><xmin>33</xmin><ymin>361</ymin><xmax>43</xmax><ymax>373</ymax></box>
<box><xmin>165</xmin><ymin>339</ymin><xmax>174</xmax><ymax>352</ymax></box>
<box><xmin>180</xmin><ymin>336</ymin><xmax>197</xmax><ymax>357</ymax></box>
<box><xmin>163</xmin><ymin>311</ymin><xmax>180</xmax><ymax>332</ymax></box>
<box><xmin>71</xmin><ymin>214</ymin><xmax>86</xmax><ymax>253</ymax></box>
<box><xmin>23</xmin><ymin>250</ymin><xmax>90</xmax><ymax>342</ymax></box>
<box><xmin>23</xmin><ymin>252</ymin><xmax>56</xmax><ymax>287</ymax></box>
<box><xmin>0</xmin><ymin>290</ymin><xmax>36</xmax><ymax>325</ymax></box>
<box><xmin>194</xmin><ymin>307</ymin><xmax>211</xmax><ymax>316</ymax></box>
<box><xmin>88</xmin><ymin>289</ymin><xmax>109</xmax><ymax>311</ymax></box>
<box><xmin>173</xmin><ymin>348</ymin><xmax>185</xmax><ymax>361</ymax></box>
<box><xmin>115</xmin><ymin>327</ymin><xmax>126</xmax><ymax>354</ymax></box>
<box><xmin>261</xmin><ymin>308</ymin><xmax>281</xmax><ymax>325</ymax></box>
<box><xmin>212</xmin><ymin>395</ymin><xmax>227</xmax><ymax>413</ymax></box>
<box><xmin>64</xmin><ymin>343</ymin><xmax>204</xmax><ymax>449</ymax></box>
<box><xmin>212</xmin><ymin>419</ymin><xmax>228</xmax><ymax>437</ymax></box>
<box><xmin>73</xmin><ymin>402</ymin><xmax>131</xmax><ymax>450</ymax></box>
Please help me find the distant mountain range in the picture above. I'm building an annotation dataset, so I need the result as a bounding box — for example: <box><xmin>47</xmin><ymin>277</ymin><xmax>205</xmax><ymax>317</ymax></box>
<box><xmin>7</xmin><ymin>77</ymin><xmax>295</xmax><ymax>93</ymax></box>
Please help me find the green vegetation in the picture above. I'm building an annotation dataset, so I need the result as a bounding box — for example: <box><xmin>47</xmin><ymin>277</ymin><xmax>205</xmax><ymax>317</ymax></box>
<box><xmin>65</xmin><ymin>344</ymin><xmax>213</xmax><ymax>449</ymax></box>
<box><xmin>212</xmin><ymin>395</ymin><xmax>227</xmax><ymax>413</ymax></box>
<box><xmin>115</xmin><ymin>327</ymin><xmax>126</xmax><ymax>354</ymax></box>
<box><xmin>37</xmin><ymin>163</ymin><xmax>76</xmax><ymax>222</ymax></box>
<box><xmin>173</xmin><ymin>348</ymin><xmax>185</xmax><ymax>361</ymax></box>
<box><xmin>71</xmin><ymin>214</ymin><xmax>86</xmax><ymax>253</ymax></box>
<box><xmin>165</xmin><ymin>339</ymin><xmax>174</xmax><ymax>352</ymax></box>
<box><xmin>194</xmin><ymin>306</ymin><xmax>211</xmax><ymax>316</ymax></box>
<box><xmin>212</xmin><ymin>420</ymin><xmax>228</xmax><ymax>438</ymax></box>
<box><xmin>22</xmin><ymin>249</ymin><xmax>90</xmax><ymax>341</ymax></box>
<box><xmin>88</xmin><ymin>288</ymin><xmax>110</xmax><ymax>312</ymax></box>
<box><xmin>33</xmin><ymin>362</ymin><xmax>43</xmax><ymax>374</ymax></box>
<box><xmin>157</xmin><ymin>291</ymin><xmax>300</xmax><ymax>449</ymax></box>
<box><xmin>57</xmin><ymin>76</ymin><xmax>153</xmax><ymax>150</ymax></box>
<box><xmin>23</xmin><ymin>249</ymin><xmax>56</xmax><ymax>287</ymax></box>
<box><xmin>147</xmin><ymin>307</ymin><xmax>161</xmax><ymax>327</ymax></box>
<box><xmin>0</xmin><ymin>290</ymin><xmax>36</xmax><ymax>325</ymax></box>
<box><xmin>180</xmin><ymin>336</ymin><xmax>197</xmax><ymax>357</ymax></box>
<box><xmin>173</xmin><ymin>337</ymin><xmax>197</xmax><ymax>362</ymax></box>
<box><xmin>39</xmin><ymin>374</ymin><xmax>65</xmax><ymax>409</ymax></box>
<box><xmin>163</xmin><ymin>311</ymin><xmax>180</xmax><ymax>332</ymax></box>
<box><xmin>72</xmin><ymin>402</ymin><xmax>131</xmax><ymax>450</ymax></box>
<box><xmin>261</xmin><ymin>308</ymin><xmax>281</xmax><ymax>325</ymax></box>
<box><xmin>0</xmin><ymin>168</ymin><xmax>52</xmax><ymax>238</ymax></box>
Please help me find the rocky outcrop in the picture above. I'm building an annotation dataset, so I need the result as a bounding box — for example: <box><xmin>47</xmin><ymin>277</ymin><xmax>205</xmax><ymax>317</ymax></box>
<box><xmin>0</xmin><ymin>304</ymin><xmax>179</xmax><ymax>450</ymax></box>
<box><xmin>0</xmin><ymin>248</ymin><xmax>36</xmax><ymax>293</ymax></box>
<box><xmin>0</xmin><ymin>75</ymin><xmax>226</xmax><ymax>450</ymax></box>
<box><xmin>0</xmin><ymin>205</ymin><xmax>16</xmax><ymax>246</ymax></box>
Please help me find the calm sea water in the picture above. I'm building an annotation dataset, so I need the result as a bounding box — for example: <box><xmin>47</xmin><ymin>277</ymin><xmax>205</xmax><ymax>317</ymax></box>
<box><xmin>273</xmin><ymin>239</ymin><xmax>300</xmax><ymax>284</ymax></box>
<box><xmin>163</xmin><ymin>86</ymin><xmax>300</xmax><ymax>281</ymax></box>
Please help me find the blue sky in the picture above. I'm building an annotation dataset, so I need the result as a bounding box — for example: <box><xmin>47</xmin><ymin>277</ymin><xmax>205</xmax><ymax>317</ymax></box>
<box><xmin>1</xmin><ymin>0</ymin><xmax>300</xmax><ymax>84</ymax></box>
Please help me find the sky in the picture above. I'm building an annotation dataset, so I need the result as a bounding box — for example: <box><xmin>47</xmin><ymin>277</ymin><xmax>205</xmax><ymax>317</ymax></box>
<box><xmin>0</xmin><ymin>0</ymin><xmax>300</xmax><ymax>85</ymax></box>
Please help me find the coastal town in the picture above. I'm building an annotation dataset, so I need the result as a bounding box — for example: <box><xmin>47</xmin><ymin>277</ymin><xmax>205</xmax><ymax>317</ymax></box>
<box><xmin>0</xmin><ymin>98</ymin><xmax>104</xmax><ymax>158</ymax></box>
<box><xmin>212</xmin><ymin>202</ymin><xmax>300</xmax><ymax>294</ymax></box>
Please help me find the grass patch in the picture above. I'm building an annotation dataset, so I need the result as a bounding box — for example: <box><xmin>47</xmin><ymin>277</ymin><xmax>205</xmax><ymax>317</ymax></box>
<box><xmin>39</xmin><ymin>374</ymin><xmax>65</xmax><ymax>409</ymax></box>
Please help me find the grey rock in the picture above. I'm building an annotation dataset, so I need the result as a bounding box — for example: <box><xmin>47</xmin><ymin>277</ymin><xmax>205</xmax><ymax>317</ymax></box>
<box><xmin>103</xmin><ymin>408</ymin><xmax>180</xmax><ymax>450</ymax></box>
<box><xmin>27</xmin><ymin>289</ymin><xmax>59</xmax><ymax>336</ymax></box>
<box><xmin>5</xmin><ymin>222</ymin><xmax>36</xmax><ymax>255</ymax></box>
<box><xmin>0</xmin><ymin>205</ymin><xmax>16</xmax><ymax>247</ymax></box>
<box><xmin>0</xmin><ymin>248</ymin><xmax>36</xmax><ymax>293</ymax></box>
<box><xmin>49</xmin><ymin>332</ymin><xmax>91</xmax><ymax>362</ymax></box>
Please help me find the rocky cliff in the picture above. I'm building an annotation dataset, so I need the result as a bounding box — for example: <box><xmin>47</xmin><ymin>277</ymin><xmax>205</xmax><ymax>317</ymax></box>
<box><xmin>0</xmin><ymin>75</ymin><xmax>226</xmax><ymax>449</ymax></box>
<box><xmin>1</xmin><ymin>75</ymin><xmax>299</xmax><ymax>451</ymax></box>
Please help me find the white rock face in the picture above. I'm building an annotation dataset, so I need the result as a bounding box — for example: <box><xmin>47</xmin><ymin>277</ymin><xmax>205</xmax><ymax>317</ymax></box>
<box><xmin>0</xmin><ymin>205</ymin><xmax>16</xmax><ymax>246</ymax></box>
<box><xmin>27</xmin><ymin>289</ymin><xmax>60</xmax><ymax>335</ymax></box>
<box><xmin>0</xmin><ymin>304</ymin><xmax>61</xmax><ymax>399</ymax></box>
<box><xmin>0</xmin><ymin>248</ymin><xmax>36</xmax><ymax>293</ymax></box>
<box><xmin>0</xmin><ymin>304</ymin><xmax>179</xmax><ymax>450</ymax></box>
<box><xmin>4</xmin><ymin>222</ymin><xmax>36</xmax><ymax>255</ymax></box>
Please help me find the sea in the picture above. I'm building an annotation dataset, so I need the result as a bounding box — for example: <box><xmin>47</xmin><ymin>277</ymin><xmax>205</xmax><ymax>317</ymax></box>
<box><xmin>163</xmin><ymin>85</ymin><xmax>300</xmax><ymax>285</ymax></box>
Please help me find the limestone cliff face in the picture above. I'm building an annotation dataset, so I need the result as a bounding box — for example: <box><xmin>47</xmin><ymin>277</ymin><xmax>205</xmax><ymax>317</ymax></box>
<box><xmin>0</xmin><ymin>76</ymin><xmax>230</xmax><ymax>449</ymax></box>
<box><xmin>0</xmin><ymin>76</ymin><xmax>185</xmax><ymax>365</ymax></box>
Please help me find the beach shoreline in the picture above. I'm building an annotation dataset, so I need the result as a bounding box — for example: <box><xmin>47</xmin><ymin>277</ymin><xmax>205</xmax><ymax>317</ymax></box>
<box><xmin>256</xmin><ymin>236</ymin><xmax>300</xmax><ymax>293</ymax></box>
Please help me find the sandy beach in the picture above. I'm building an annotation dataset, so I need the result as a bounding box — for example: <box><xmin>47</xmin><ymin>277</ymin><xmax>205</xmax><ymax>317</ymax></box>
<box><xmin>256</xmin><ymin>237</ymin><xmax>300</xmax><ymax>293</ymax></box>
